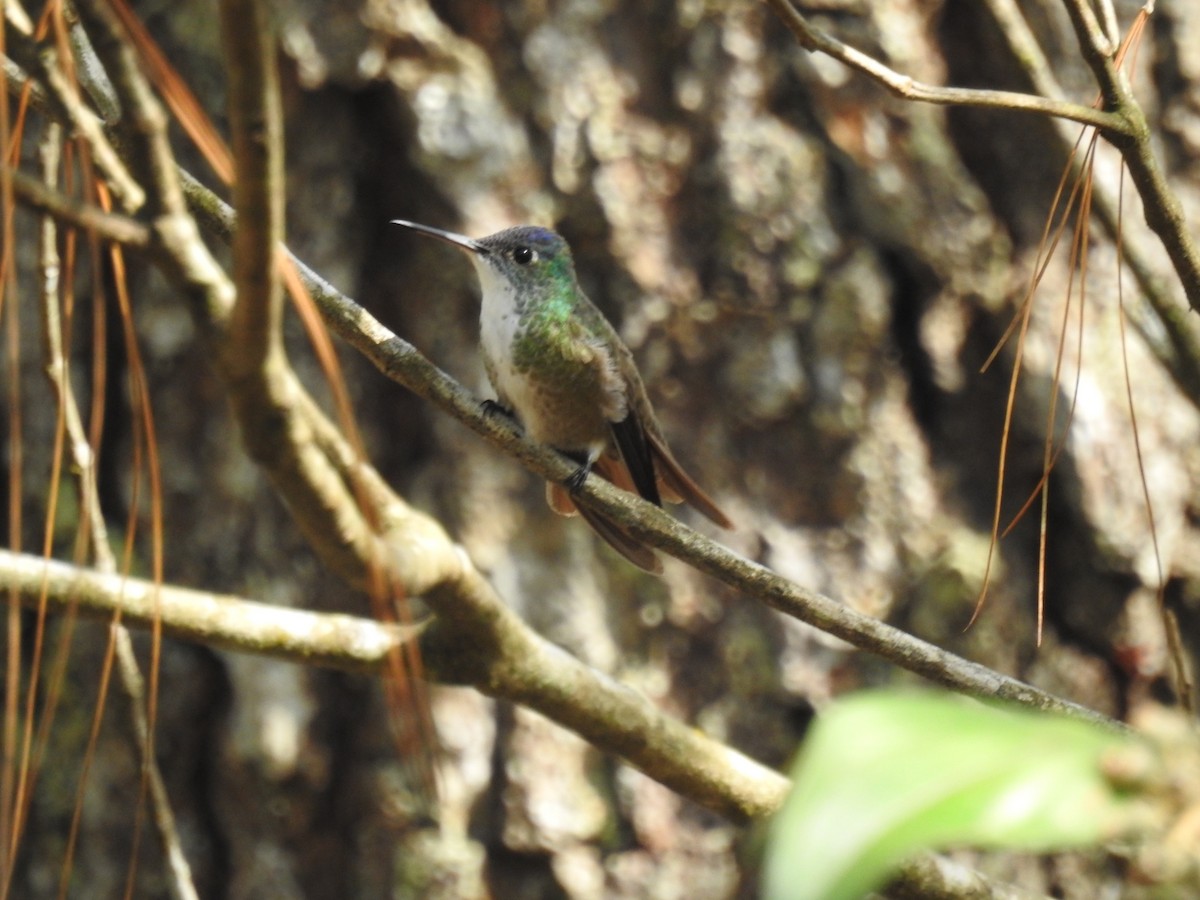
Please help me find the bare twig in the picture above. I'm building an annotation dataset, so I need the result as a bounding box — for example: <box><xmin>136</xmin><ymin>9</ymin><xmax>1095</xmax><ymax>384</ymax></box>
<box><xmin>1</xmin><ymin>162</ymin><xmax>150</xmax><ymax>247</ymax></box>
<box><xmin>62</xmin><ymin>4</ymin><xmax>119</xmax><ymax>122</ymax></box>
<box><xmin>1096</xmin><ymin>0</ymin><xmax>1123</xmax><ymax>48</ymax></box>
<box><xmin>34</xmin><ymin>121</ymin><xmax>197</xmax><ymax>900</ymax></box>
<box><xmin>768</xmin><ymin>0</ymin><xmax>1200</xmax><ymax>313</ymax></box>
<box><xmin>0</xmin><ymin>550</ymin><xmax>408</xmax><ymax>669</ymax></box>
<box><xmin>1053</xmin><ymin>1</ymin><xmax>1200</xmax><ymax>311</ymax></box>
<box><xmin>3</xmin><ymin>11</ymin><xmax>143</xmax><ymax>211</ymax></box>
<box><xmin>1106</xmin><ymin>101</ymin><xmax>1200</xmax><ymax>317</ymax></box>
<box><xmin>1</xmin><ymin>54</ymin><xmax>47</xmax><ymax>106</ymax></box>
<box><xmin>761</xmin><ymin>0</ymin><xmax>1129</xmax><ymax>135</ymax></box>
<box><xmin>110</xmin><ymin>629</ymin><xmax>198</xmax><ymax>900</ymax></box>
<box><xmin>982</xmin><ymin>0</ymin><xmax>1200</xmax><ymax>402</ymax></box>
<box><xmin>1061</xmin><ymin>0</ymin><xmax>1117</xmax><ymax>65</ymax></box>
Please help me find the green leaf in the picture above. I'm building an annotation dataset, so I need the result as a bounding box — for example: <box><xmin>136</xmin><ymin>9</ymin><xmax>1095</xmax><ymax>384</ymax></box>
<box><xmin>762</xmin><ymin>690</ymin><xmax>1138</xmax><ymax>900</ymax></box>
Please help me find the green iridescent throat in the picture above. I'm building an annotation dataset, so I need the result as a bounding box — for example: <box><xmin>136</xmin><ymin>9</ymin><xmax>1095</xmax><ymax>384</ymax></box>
<box><xmin>511</xmin><ymin>256</ymin><xmax>583</xmax><ymax>374</ymax></box>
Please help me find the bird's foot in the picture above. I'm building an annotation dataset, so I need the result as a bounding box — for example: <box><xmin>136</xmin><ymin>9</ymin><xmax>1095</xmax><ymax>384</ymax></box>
<box><xmin>563</xmin><ymin>452</ymin><xmax>593</xmax><ymax>494</ymax></box>
<box><xmin>481</xmin><ymin>399</ymin><xmax>522</xmax><ymax>435</ymax></box>
<box><xmin>481</xmin><ymin>398</ymin><xmax>515</xmax><ymax>419</ymax></box>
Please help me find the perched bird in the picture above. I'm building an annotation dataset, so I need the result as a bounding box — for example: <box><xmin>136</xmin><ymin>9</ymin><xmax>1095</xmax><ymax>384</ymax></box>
<box><xmin>392</xmin><ymin>220</ymin><xmax>732</xmax><ymax>572</ymax></box>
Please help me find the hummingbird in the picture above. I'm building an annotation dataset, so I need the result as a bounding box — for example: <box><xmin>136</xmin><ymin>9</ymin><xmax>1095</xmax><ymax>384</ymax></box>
<box><xmin>392</xmin><ymin>220</ymin><xmax>733</xmax><ymax>573</ymax></box>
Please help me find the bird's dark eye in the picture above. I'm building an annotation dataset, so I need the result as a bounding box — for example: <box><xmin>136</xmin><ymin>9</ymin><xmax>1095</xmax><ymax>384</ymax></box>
<box><xmin>513</xmin><ymin>246</ymin><xmax>535</xmax><ymax>265</ymax></box>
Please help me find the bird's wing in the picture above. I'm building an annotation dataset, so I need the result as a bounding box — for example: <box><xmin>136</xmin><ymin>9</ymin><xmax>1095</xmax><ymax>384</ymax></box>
<box><xmin>609</xmin><ymin>413</ymin><xmax>662</xmax><ymax>507</ymax></box>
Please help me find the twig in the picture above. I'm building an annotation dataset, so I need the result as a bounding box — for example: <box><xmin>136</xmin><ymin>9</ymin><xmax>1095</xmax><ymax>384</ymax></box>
<box><xmin>111</xmin><ymin>629</ymin><xmax>197</xmax><ymax>900</ymax></box>
<box><xmin>1</xmin><ymin>55</ymin><xmax>48</xmax><ymax>107</ymax></box>
<box><xmin>1055</xmin><ymin>0</ymin><xmax>1200</xmax><ymax>311</ymax></box>
<box><xmin>2</xmin><ymin>12</ymin><xmax>143</xmax><ymax>211</ymax></box>
<box><xmin>982</xmin><ymin>0</ymin><xmax>1200</xmax><ymax>403</ymax></box>
<box><xmin>1061</xmin><ymin>0</ymin><xmax>1117</xmax><ymax>66</ymax></box>
<box><xmin>62</xmin><ymin>4</ymin><xmax>119</xmax><ymax>122</ymax></box>
<box><xmin>0</xmin><ymin>550</ymin><xmax>407</xmax><ymax>668</ymax></box>
<box><xmin>1096</xmin><ymin>0</ymin><xmax>1122</xmax><ymax>48</ymax></box>
<box><xmin>33</xmin><ymin>122</ymin><xmax>197</xmax><ymax>900</ymax></box>
<box><xmin>1</xmin><ymin>162</ymin><xmax>150</xmax><ymax>247</ymax></box>
<box><xmin>761</xmin><ymin>0</ymin><xmax>1129</xmax><ymax>135</ymax></box>
<box><xmin>768</xmin><ymin>0</ymin><xmax>1200</xmax><ymax>313</ymax></box>
<box><xmin>1106</xmin><ymin>102</ymin><xmax>1200</xmax><ymax>316</ymax></box>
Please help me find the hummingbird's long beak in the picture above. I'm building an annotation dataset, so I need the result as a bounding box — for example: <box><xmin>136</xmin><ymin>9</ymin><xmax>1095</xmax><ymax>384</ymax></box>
<box><xmin>391</xmin><ymin>219</ymin><xmax>487</xmax><ymax>255</ymax></box>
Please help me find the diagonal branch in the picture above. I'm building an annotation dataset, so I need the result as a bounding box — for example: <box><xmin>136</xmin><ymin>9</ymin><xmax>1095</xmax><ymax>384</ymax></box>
<box><xmin>180</xmin><ymin>172</ymin><xmax>1122</xmax><ymax>734</ymax></box>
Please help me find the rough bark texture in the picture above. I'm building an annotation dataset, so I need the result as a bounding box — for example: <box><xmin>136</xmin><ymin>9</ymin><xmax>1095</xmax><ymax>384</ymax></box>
<box><xmin>4</xmin><ymin>0</ymin><xmax>1200</xmax><ymax>897</ymax></box>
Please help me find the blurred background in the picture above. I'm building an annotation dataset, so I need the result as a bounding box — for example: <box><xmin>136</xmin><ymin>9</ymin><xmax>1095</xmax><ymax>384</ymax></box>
<box><xmin>5</xmin><ymin>0</ymin><xmax>1200</xmax><ymax>896</ymax></box>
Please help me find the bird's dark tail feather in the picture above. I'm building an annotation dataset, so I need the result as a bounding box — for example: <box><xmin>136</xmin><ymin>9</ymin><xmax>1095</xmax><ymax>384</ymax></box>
<box><xmin>645</xmin><ymin>433</ymin><xmax>734</xmax><ymax>529</ymax></box>
<box><xmin>609</xmin><ymin>413</ymin><xmax>661</xmax><ymax>507</ymax></box>
<box><xmin>573</xmin><ymin>501</ymin><xmax>663</xmax><ymax>574</ymax></box>
<box><xmin>545</xmin><ymin>443</ymin><xmax>728</xmax><ymax>573</ymax></box>
<box><xmin>546</xmin><ymin>459</ymin><xmax>662</xmax><ymax>573</ymax></box>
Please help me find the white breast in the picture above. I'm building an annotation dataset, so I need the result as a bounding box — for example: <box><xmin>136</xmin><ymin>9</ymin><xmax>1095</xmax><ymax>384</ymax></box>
<box><xmin>472</xmin><ymin>257</ymin><xmax>536</xmax><ymax>415</ymax></box>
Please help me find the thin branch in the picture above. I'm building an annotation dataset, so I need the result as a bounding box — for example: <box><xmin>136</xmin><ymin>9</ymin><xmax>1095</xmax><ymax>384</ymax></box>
<box><xmin>62</xmin><ymin>4</ymin><xmax>119</xmax><ymax>122</ymax></box>
<box><xmin>1096</xmin><ymin>0</ymin><xmax>1122</xmax><ymax>48</ymax></box>
<box><xmin>1</xmin><ymin>162</ymin><xmax>149</xmax><ymax>247</ymax></box>
<box><xmin>1061</xmin><ymin>0</ymin><xmax>1117</xmax><ymax>65</ymax></box>
<box><xmin>761</xmin><ymin>0</ymin><xmax>1130</xmax><ymax>135</ymax></box>
<box><xmin>981</xmin><ymin>0</ymin><xmax>1200</xmax><ymax>403</ymax></box>
<box><xmin>0</xmin><ymin>550</ymin><xmax>408</xmax><ymax>670</ymax></box>
<box><xmin>2</xmin><ymin>14</ymin><xmax>143</xmax><ymax>211</ymax></box>
<box><xmin>1105</xmin><ymin>100</ymin><xmax>1200</xmax><ymax>317</ymax></box>
<box><xmin>1026</xmin><ymin>0</ymin><xmax>1200</xmax><ymax>314</ymax></box>
<box><xmin>1</xmin><ymin>54</ymin><xmax>47</xmax><ymax>107</ymax></box>
<box><xmin>111</xmin><ymin>629</ymin><xmax>198</xmax><ymax>900</ymax></box>
<box><xmin>34</xmin><ymin>123</ymin><xmax>197</xmax><ymax>900</ymax></box>
<box><xmin>179</xmin><ymin>172</ymin><xmax>1122</xmax><ymax>734</ymax></box>
<box><xmin>768</xmin><ymin>0</ymin><xmax>1200</xmax><ymax>314</ymax></box>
